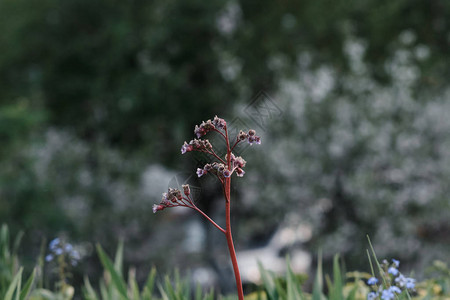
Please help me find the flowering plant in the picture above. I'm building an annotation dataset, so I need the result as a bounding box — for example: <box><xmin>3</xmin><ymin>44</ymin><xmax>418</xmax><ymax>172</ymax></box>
<box><xmin>366</xmin><ymin>258</ymin><xmax>416</xmax><ymax>300</ymax></box>
<box><xmin>45</xmin><ymin>237</ymin><xmax>81</xmax><ymax>298</ymax></box>
<box><xmin>153</xmin><ymin>115</ymin><xmax>261</xmax><ymax>300</ymax></box>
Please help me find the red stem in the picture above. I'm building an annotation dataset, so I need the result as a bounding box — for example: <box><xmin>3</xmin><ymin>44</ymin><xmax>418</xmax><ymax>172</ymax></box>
<box><xmin>224</xmin><ymin>126</ymin><xmax>244</xmax><ymax>300</ymax></box>
<box><xmin>203</xmin><ymin>149</ymin><xmax>226</xmax><ymax>164</ymax></box>
<box><xmin>191</xmin><ymin>205</ymin><xmax>226</xmax><ymax>234</ymax></box>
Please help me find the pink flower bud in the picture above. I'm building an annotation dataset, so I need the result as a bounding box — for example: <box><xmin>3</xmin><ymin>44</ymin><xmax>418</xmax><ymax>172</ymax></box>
<box><xmin>236</xmin><ymin>168</ymin><xmax>245</xmax><ymax>177</ymax></box>
<box><xmin>182</xmin><ymin>184</ymin><xmax>190</xmax><ymax>196</ymax></box>
<box><xmin>212</xmin><ymin>115</ymin><xmax>226</xmax><ymax>129</ymax></box>
<box><xmin>233</xmin><ymin>156</ymin><xmax>246</xmax><ymax>168</ymax></box>
<box><xmin>238</xmin><ymin>130</ymin><xmax>247</xmax><ymax>140</ymax></box>
<box><xmin>181</xmin><ymin>142</ymin><xmax>194</xmax><ymax>154</ymax></box>
<box><xmin>152</xmin><ymin>204</ymin><xmax>165</xmax><ymax>213</ymax></box>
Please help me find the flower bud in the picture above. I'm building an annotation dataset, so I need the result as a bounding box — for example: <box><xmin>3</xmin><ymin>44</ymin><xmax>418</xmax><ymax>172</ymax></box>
<box><xmin>233</xmin><ymin>156</ymin><xmax>246</xmax><ymax>168</ymax></box>
<box><xmin>181</xmin><ymin>141</ymin><xmax>194</xmax><ymax>154</ymax></box>
<box><xmin>236</xmin><ymin>168</ymin><xmax>245</xmax><ymax>177</ymax></box>
<box><xmin>153</xmin><ymin>204</ymin><xmax>165</xmax><ymax>213</ymax></box>
<box><xmin>212</xmin><ymin>115</ymin><xmax>226</xmax><ymax>129</ymax></box>
<box><xmin>238</xmin><ymin>130</ymin><xmax>247</xmax><ymax>140</ymax></box>
<box><xmin>182</xmin><ymin>184</ymin><xmax>190</xmax><ymax>196</ymax></box>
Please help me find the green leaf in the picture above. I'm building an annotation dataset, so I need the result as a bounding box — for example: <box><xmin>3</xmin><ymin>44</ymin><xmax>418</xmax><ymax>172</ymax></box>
<box><xmin>142</xmin><ymin>266</ymin><xmax>156</xmax><ymax>299</ymax></box>
<box><xmin>19</xmin><ymin>267</ymin><xmax>36</xmax><ymax>300</ymax></box>
<box><xmin>366</xmin><ymin>236</ymin><xmax>387</xmax><ymax>287</ymax></box>
<box><xmin>114</xmin><ymin>240</ymin><xmax>124</xmax><ymax>275</ymax></box>
<box><xmin>83</xmin><ymin>276</ymin><xmax>99</xmax><ymax>300</ymax></box>
<box><xmin>257</xmin><ymin>261</ymin><xmax>277</xmax><ymax>300</ymax></box>
<box><xmin>99</xmin><ymin>280</ymin><xmax>109</xmax><ymax>300</ymax></box>
<box><xmin>96</xmin><ymin>244</ymin><xmax>128</xmax><ymax>299</ymax></box>
<box><xmin>14</xmin><ymin>266</ymin><xmax>21</xmax><ymax>300</ymax></box>
<box><xmin>194</xmin><ymin>284</ymin><xmax>202</xmax><ymax>300</ymax></box>
<box><xmin>312</xmin><ymin>251</ymin><xmax>324</xmax><ymax>300</ymax></box>
<box><xmin>286</xmin><ymin>257</ymin><xmax>302</xmax><ymax>300</ymax></box>
<box><xmin>4</xmin><ymin>267</ymin><xmax>22</xmax><ymax>300</ymax></box>
<box><xmin>127</xmin><ymin>268</ymin><xmax>140</xmax><ymax>300</ymax></box>
<box><xmin>157</xmin><ymin>283</ymin><xmax>170</xmax><ymax>300</ymax></box>
<box><xmin>331</xmin><ymin>254</ymin><xmax>343</xmax><ymax>300</ymax></box>
<box><xmin>164</xmin><ymin>275</ymin><xmax>177</xmax><ymax>300</ymax></box>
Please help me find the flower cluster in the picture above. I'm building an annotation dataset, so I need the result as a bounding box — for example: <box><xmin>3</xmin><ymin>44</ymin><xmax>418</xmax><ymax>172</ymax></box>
<box><xmin>181</xmin><ymin>139</ymin><xmax>213</xmax><ymax>154</ymax></box>
<box><xmin>229</xmin><ymin>153</ymin><xmax>246</xmax><ymax>177</ymax></box>
<box><xmin>366</xmin><ymin>259</ymin><xmax>416</xmax><ymax>300</ymax></box>
<box><xmin>45</xmin><ymin>238</ymin><xmax>81</xmax><ymax>267</ymax></box>
<box><xmin>237</xmin><ymin>129</ymin><xmax>261</xmax><ymax>145</ymax></box>
<box><xmin>153</xmin><ymin>185</ymin><xmax>191</xmax><ymax>213</ymax></box>
<box><xmin>155</xmin><ymin>115</ymin><xmax>261</xmax><ymax>213</ymax></box>
<box><xmin>194</xmin><ymin>115</ymin><xmax>226</xmax><ymax>138</ymax></box>
<box><xmin>197</xmin><ymin>162</ymin><xmax>230</xmax><ymax>178</ymax></box>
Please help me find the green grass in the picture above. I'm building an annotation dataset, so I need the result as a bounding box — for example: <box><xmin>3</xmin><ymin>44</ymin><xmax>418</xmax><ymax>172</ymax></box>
<box><xmin>1</xmin><ymin>224</ymin><xmax>449</xmax><ymax>300</ymax></box>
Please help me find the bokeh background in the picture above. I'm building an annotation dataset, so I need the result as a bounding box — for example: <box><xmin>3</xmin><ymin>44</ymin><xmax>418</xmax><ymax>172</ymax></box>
<box><xmin>1</xmin><ymin>0</ymin><xmax>449</xmax><ymax>296</ymax></box>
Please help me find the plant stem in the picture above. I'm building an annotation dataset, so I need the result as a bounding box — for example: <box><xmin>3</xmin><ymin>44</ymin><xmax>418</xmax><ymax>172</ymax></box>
<box><xmin>190</xmin><ymin>204</ymin><xmax>226</xmax><ymax>234</ymax></box>
<box><xmin>225</xmin><ymin>179</ymin><xmax>244</xmax><ymax>300</ymax></box>
<box><xmin>224</xmin><ymin>126</ymin><xmax>244</xmax><ymax>300</ymax></box>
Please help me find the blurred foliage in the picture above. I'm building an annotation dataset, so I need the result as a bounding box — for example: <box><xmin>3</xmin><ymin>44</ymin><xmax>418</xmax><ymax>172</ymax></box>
<box><xmin>1</xmin><ymin>225</ymin><xmax>450</xmax><ymax>299</ymax></box>
<box><xmin>0</xmin><ymin>0</ymin><xmax>449</xmax><ymax>294</ymax></box>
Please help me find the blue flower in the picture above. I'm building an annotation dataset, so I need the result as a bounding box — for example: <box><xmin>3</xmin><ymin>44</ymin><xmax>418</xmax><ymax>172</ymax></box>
<box><xmin>65</xmin><ymin>244</ymin><xmax>73</xmax><ymax>252</ymax></box>
<box><xmin>405</xmin><ymin>278</ymin><xmax>416</xmax><ymax>289</ymax></box>
<box><xmin>388</xmin><ymin>267</ymin><xmax>399</xmax><ymax>276</ymax></box>
<box><xmin>392</xmin><ymin>259</ymin><xmax>400</xmax><ymax>267</ymax></box>
<box><xmin>368</xmin><ymin>277</ymin><xmax>378</xmax><ymax>285</ymax></box>
<box><xmin>395</xmin><ymin>274</ymin><xmax>406</xmax><ymax>287</ymax></box>
<box><xmin>71</xmin><ymin>250</ymin><xmax>81</xmax><ymax>260</ymax></box>
<box><xmin>55</xmin><ymin>248</ymin><xmax>63</xmax><ymax>255</ymax></box>
<box><xmin>381</xmin><ymin>289</ymin><xmax>395</xmax><ymax>300</ymax></box>
<box><xmin>49</xmin><ymin>238</ymin><xmax>60</xmax><ymax>251</ymax></box>
<box><xmin>367</xmin><ymin>291</ymin><xmax>378</xmax><ymax>300</ymax></box>
<box><xmin>389</xmin><ymin>286</ymin><xmax>401</xmax><ymax>294</ymax></box>
<box><xmin>45</xmin><ymin>254</ymin><xmax>54</xmax><ymax>262</ymax></box>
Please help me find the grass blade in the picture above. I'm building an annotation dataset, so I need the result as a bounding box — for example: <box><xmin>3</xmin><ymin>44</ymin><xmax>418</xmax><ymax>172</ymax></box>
<box><xmin>19</xmin><ymin>267</ymin><xmax>36</xmax><ymax>300</ymax></box>
<box><xmin>83</xmin><ymin>276</ymin><xmax>99</xmax><ymax>300</ymax></box>
<box><xmin>4</xmin><ymin>267</ymin><xmax>22</xmax><ymax>300</ymax></box>
<box><xmin>331</xmin><ymin>254</ymin><xmax>343</xmax><ymax>300</ymax></box>
<box><xmin>312</xmin><ymin>251</ymin><xmax>324</xmax><ymax>300</ymax></box>
<box><xmin>286</xmin><ymin>257</ymin><xmax>302</xmax><ymax>300</ymax></box>
<box><xmin>257</xmin><ymin>261</ymin><xmax>277</xmax><ymax>300</ymax></box>
<box><xmin>114</xmin><ymin>240</ymin><xmax>124</xmax><ymax>275</ymax></box>
<box><xmin>96</xmin><ymin>244</ymin><xmax>128</xmax><ymax>299</ymax></box>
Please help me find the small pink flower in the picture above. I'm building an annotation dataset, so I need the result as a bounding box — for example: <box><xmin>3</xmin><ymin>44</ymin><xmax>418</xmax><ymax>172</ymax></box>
<box><xmin>181</xmin><ymin>142</ymin><xmax>194</xmax><ymax>154</ymax></box>
<box><xmin>152</xmin><ymin>204</ymin><xmax>165</xmax><ymax>213</ymax></box>
<box><xmin>212</xmin><ymin>115</ymin><xmax>226</xmax><ymax>129</ymax></box>
<box><xmin>197</xmin><ymin>168</ymin><xmax>206</xmax><ymax>177</ymax></box>
<box><xmin>233</xmin><ymin>156</ymin><xmax>246</xmax><ymax>168</ymax></box>
<box><xmin>182</xmin><ymin>184</ymin><xmax>190</xmax><ymax>196</ymax></box>
<box><xmin>238</xmin><ymin>130</ymin><xmax>247</xmax><ymax>140</ymax></box>
<box><xmin>223</xmin><ymin>169</ymin><xmax>231</xmax><ymax>178</ymax></box>
<box><xmin>236</xmin><ymin>168</ymin><xmax>245</xmax><ymax>177</ymax></box>
<box><xmin>247</xmin><ymin>135</ymin><xmax>261</xmax><ymax>145</ymax></box>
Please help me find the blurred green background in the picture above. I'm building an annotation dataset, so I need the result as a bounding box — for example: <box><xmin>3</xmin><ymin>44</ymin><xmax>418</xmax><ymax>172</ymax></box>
<box><xmin>1</xmin><ymin>0</ymin><xmax>449</xmax><ymax>296</ymax></box>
